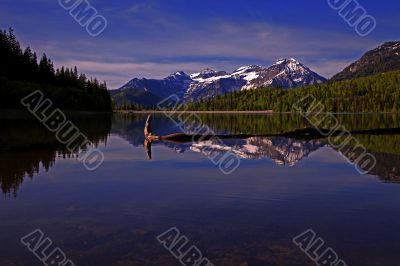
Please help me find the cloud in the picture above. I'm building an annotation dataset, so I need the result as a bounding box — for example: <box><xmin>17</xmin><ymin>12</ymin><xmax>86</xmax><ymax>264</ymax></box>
<box><xmin>47</xmin><ymin>19</ymin><xmax>378</xmax><ymax>88</ymax></box>
<box><xmin>125</xmin><ymin>2</ymin><xmax>154</xmax><ymax>15</ymax></box>
<box><xmin>2</xmin><ymin>0</ymin><xmax>381</xmax><ymax>90</ymax></box>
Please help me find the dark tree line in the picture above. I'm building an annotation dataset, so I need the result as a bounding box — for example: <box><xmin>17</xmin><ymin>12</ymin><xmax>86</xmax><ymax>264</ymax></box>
<box><xmin>0</xmin><ymin>28</ymin><xmax>112</xmax><ymax>111</ymax></box>
<box><xmin>117</xmin><ymin>102</ymin><xmax>146</xmax><ymax>111</ymax></box>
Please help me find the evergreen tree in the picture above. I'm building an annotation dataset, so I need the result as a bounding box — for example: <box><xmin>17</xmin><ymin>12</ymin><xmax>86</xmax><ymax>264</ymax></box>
<box><xmin>0</xmin><ymin>28</ymin><xmax>112</xmax><ymax>111</ymax></box>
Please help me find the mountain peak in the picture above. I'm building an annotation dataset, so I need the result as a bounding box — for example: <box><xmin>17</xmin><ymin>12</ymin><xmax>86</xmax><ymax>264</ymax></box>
<box><xmin>274</xmin><ymin>58</ymin><xmax>300</xmax><ymax>65</ymax></box>
<box><xmin>234</xmin><ymin>65</ymin><xmax>262</xmax><ymax>73</ymax></box>
<box><xmin>168</xmin><ymin>71</ymin><xmax>190</xmax><ymax>80</ymax></box>
<box><xmin>171</xmin><ymin>71</ymin><xmax>187</xmax><ymax>76</ymax></box>
<box><xmin>190</xmin><ymin>68</ymin><xmax>228</xmax><ymax>80</ymax></box>
<box><xmin>200</xmin><ymin>68</ymin><xmax>216</xmax><ymax>73</ymax></box>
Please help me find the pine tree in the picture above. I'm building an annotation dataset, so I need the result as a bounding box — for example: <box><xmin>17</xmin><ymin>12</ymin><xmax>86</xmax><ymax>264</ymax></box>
<box><xmin>0</xmin><ymin>28</ymin><xmax>112</xmax><ymax>111</ymax></box>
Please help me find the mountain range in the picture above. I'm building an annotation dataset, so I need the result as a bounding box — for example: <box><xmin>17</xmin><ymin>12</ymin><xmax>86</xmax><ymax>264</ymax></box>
<box><xmin>112</xmin><ymin>41</ymin><xmax>400</xmax><ymax>108</ymax></box>
<box><xmin>111</xmin><ymin>58</ymin><xmax>326</xmax><ymax>107</ymax></box>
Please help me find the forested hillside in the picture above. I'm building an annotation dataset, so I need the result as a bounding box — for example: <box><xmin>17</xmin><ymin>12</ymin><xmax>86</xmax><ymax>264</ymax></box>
<box><xmin>332</xmin><ymin>41</ymin><xmax>400</xmax><ymax>81</ymax></box>
<box><xmin>186</xmin><ymin>70</ymin><xmax>400</xmax><ymax>113</ymax></box>
<box><xmin>0</xmin><ymin>28</ymin><xmax>112</xmax><ymax>111</ymax></box>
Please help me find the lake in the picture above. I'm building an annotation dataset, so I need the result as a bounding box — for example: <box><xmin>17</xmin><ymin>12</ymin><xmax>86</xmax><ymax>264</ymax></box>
<box><xmin>1</xmin><ymin>112</ymin><xmax>400</xmax><ymax>266</ymax></box>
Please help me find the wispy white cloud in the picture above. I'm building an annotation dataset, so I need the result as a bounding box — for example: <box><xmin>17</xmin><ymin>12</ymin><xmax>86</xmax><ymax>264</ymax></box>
<box><xmin>125</xmin><ymin>1</ymin><xmax>155</xmax><ymax>15</ymax></box>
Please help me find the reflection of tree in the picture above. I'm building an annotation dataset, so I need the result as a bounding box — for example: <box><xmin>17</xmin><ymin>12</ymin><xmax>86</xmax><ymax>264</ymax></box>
<box><xmin>114</xmin><ymin>114</ymin><xmax>400</xmax><ymax>184</ymax></box>
<box><xmin>335</xmin><ymin>135</ymin><xmax>400</xmax><ymax>183</ymax></box>
<box><xmin>182</xmin><ymin>113</ymin><xmax>400</xmax><ymax>135</ymax></box>
<box><xmin>338</xmin><ymin>148</ymin><xmax>400</xmax><ymax>182</ymax></box>
<box><xmin>0</xmin><ymin>113</ymin><xmax>111</xmax><ymax>197</ymax></box>
<box><xmin>0</xmin><ymin>150</ymin><xmax>56</xmax><ymax>197</ymax></box>
<box><xmin>371</xmin><ymin>153</ymin><xmax>400</xmax><ymax>183</ymax></box>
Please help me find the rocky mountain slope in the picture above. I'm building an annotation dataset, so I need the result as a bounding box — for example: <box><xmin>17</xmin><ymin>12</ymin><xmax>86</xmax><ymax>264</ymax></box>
<box><xmin>332</xmin><ymin>41</ymin><xmax>400</xmax><ymax>81</ymax></box>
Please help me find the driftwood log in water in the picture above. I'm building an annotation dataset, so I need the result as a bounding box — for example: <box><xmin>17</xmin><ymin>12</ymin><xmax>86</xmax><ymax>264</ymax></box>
<box><xmin>143</xmin><ymin>115</ymin><xmax>400</xmax><ymax>144</ymax></box>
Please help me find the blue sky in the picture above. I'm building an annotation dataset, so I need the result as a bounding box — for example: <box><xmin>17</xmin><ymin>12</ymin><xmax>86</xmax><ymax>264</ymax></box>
<box><xmin>1</xmin><ymin>0</ymin><xmax>399</xmax><ymax>89</ymax></box>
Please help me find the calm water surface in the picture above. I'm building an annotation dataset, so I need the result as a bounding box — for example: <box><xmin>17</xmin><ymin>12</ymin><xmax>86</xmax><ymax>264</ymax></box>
<box><xmin>1</xmin><ymin>112</ymin><xmax>400</xmax><ymax>266</ymax></box>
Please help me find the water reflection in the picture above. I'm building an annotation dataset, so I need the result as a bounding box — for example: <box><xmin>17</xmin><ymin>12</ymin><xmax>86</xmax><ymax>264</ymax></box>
<box><xmin>125</xmin><ymin>114</ymin><xmax>400</xmax><ymax>183</ymax></box>
<box><xmin>144</xmin><ymin>138</ymin><xmax>152</xmax><ymax>160</ymax></box>
<box><xmin>0</xmin><ymin>112</ymin><xmax>111</xmax><ymax>196</ymax></box>
<box><xmin>2</xmin><ymin>112</ymin><xmax>400</xmax><ymax>265</ymax></box>
<box><xmin>1</xmin><ymin>112</ymin><xmax>400</xmax><ymax>197</ymax></box>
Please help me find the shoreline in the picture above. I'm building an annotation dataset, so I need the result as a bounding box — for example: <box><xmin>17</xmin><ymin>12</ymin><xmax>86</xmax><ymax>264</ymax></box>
<box><xmin>2</xmin><ymin>109</ymin><xmax>398</xmax><ymax>115</ymax></box>
<box><xmin>115</xmin><ymin>110</ymin><xmax>400</xmax><ymax>115</ymax></box>
<box><xmin>116</xmin><ymin>110</ymin><xmax>278</xmax><ymax>114</ymax></box>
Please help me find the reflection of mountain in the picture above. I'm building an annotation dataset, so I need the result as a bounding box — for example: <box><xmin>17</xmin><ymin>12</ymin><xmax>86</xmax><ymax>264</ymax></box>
<box><xmin>111</xmin><ymin>114</ymin><xmax>183</xmax><ymax>147</ymax></box>
<box><xmin>112</xmin><ymin>115</ymin><xmax>325</xmax><ymax>165</ymax></box>
<box><xmin>0</xmin><ymin>113</ymin><xmax>111</xmax><ymax>196</ymax></box>
<box><xmin>112</xmin><ymin>115</ymin><xmax>400</xmax><ymax>184</ymax></box>
<box><xmin>4</xmin><ymin>113</ymin><xmax>400</xmax><ymax>197</ymax></box>
<box><xmin>112</xmin><ymin>115</ymin><xmax>400</xmax><ymax>186</ymax></box>
<box><xmin>111</xmin><ymin>114</ymin><xmax>146</xmax><ymax>146</ymax></box>
<box><xmin>191</xmin><ymin>137</ymin><xmax>325</xmax><ymax>166</ymax></box>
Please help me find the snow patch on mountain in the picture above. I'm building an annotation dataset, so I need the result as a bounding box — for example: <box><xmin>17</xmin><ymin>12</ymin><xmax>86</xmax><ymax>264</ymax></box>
<box><xmin>114</xmin><ymin>58</ymin><xmax>327</xmax><ymax>106</ymax></box>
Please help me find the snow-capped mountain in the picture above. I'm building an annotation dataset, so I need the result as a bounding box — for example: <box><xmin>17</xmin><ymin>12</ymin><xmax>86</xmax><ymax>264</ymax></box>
<box><xmin>112</xmin><ymin>58</ymin><xmax>326</xmax><ymax>107</ymax></box>
<box><xmin>253</xmin><ymin>58</ymin><xmax>327</xmax><ymax>89</ymax></box>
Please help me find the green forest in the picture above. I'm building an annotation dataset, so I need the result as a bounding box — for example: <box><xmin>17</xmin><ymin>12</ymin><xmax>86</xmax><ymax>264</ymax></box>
<box><xmin>186</xmin><ymin>70</ymin><xmax>400</xmax><ymax>113</ymax></box>
<box><xmin>0</xmin><ymin>28</ymin><xmax>112</xmax><ymax>111</ymax></box>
